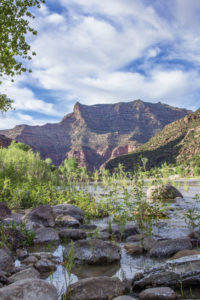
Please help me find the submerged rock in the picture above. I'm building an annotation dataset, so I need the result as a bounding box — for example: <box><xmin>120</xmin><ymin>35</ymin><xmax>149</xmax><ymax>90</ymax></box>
<box><xmin>58</xmin><ymin>228</ymin><xmax>87</xmax><ymax>241</ymax></box>
<box><xmin>147</xmin><ymin>184</ymin><xmax>183</xmax><ymax>202</ymax></box>
<box><xmin>0</xmin><ymin>278</ymin><xmax>57</xmax><ymax>300</ymax></box>
<box><xmin>34</xmin><ymin>227</ymin><xmax>59</xmax><ymax>244</ymax></box>
<box><xmin>22</xmin><ymin>205</ymin><xmax>55</xmax><ymax>227</ymax></box>
<box><xmin>64</xmin><ymin>239</ymin><xmax>121</xmax><ymax>264</ymax></box>
<box><xmin>52</xmin><ymin>204</ymin><xmax>84</xmax><ymax>222</ymax></box>
<box><xmin>149</xmin><ymin>238</ymin><xmax>192</xmax><ymax>258</ymax></box>
<box><xmin>139</xmin><ymin>287</ymin><xmax>176</xmax><ymax>300</ymax></box>
<box><xmin>67</xmin><ymin>276</ymin><xmax>126</xmax><ymax>300</ymax></box>
<box><xmin>133</xmin><ymin>254</ymin><xmax>200</xmax><ymax>289</ymax></box>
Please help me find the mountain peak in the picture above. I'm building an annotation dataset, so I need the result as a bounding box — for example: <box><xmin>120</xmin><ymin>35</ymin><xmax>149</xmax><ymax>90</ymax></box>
<box><xmin>0</xmin><ymin>100</ymin><xmax>191</xmax><ymax>170</ymax></box>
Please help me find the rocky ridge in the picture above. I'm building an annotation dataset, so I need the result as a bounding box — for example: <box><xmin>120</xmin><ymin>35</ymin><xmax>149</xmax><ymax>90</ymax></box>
<box><xmin>105</xmin><ymin>108</ymin><xmax>200</xmax><ymax>172</ymax></box>
<box><xmin>0</xmin><ymin>100</ymin><xmax>190</xmax><ymax>170</ymax></box>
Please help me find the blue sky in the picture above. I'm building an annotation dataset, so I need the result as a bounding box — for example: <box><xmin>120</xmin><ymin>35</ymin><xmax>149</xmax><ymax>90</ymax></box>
<box><xmin>1</xmin><ymin>0</ymin><xmax>200</xmax><ymax>129</ymax></box>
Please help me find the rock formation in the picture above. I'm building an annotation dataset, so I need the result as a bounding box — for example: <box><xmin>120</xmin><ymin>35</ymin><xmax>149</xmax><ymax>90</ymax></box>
<box><xmin>105</xmin><ymin>108</ymin><xmax>200</xmax><ymax>172</ymax></box>
<box><xmin>0</xmin><ymin>100</ymin><xmax>191</xmax><ymax>170</ymax></box>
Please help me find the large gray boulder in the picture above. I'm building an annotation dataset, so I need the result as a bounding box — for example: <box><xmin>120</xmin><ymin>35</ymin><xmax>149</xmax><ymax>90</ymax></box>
<box><xmin>0</xmin><ymin>248</ymin><xmax>14</xmax><ymax>272</ymax></box>
<box><xmin>133</xmin><ymin>254</ymin><xmax>200</xmax><ymax>289</ymax></box>
<box><xmin>52</xmin><ymin>204</ymin><xmax>84</xmax><ymax>222</ymax></box>
<box><xmin>0</xmin><ymin>278</ymin><xmax>57</xmax><ymax>300</ymax></box>
<box><xmin>139</xmin><ymin>287</ymin><xmax>176</xmax><ymax>300</ymax></box>
<box><xmin>9</xmin><ymin>267</ymin><xmax>40</xmax><ymax>283</ymax></box>
<box><xmin>34</xmin><ymin>227</ymin><xmax>60</xmax><ymax>244</ymax></box>
<box><xmin>149</xmin><ymin>238</ymin><xmax>192</xmax><ymax>258</ymax></box>
<box><xmin>64</xmin><ymin>239</ymin><xmax>121</xmax><ymax>264</ymax></box>
<box><xmin>147</xmin><ymin>184</ymin><xmax>183</xmax><ymax>202</ymax></box>
<box><xmin>22</xmin><ymin>205</ymin><xmax>55</xmax><ymax>227</ymax></box>
<box><xmin>67</xmin><ymin>276</ymin><xmax>126</xmax><ymax>300</ymax></box>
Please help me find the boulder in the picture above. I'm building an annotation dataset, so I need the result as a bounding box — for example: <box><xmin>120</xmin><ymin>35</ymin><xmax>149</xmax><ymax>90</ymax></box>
<box><xmin>34</xmin><ymin>227</ymin><xmax>59</xmax><ymax>244</ymax></box>
<box><xmin>0</xmin><ymin>278</ymin><xmax>57</xmax><ymax>300</ymax></box>
<box><xmin>16</xmin><ymin>249</ymin><xmax>29</xmax><ymax>261</ymax></box>
<box><xmin>2</xmin><ymin>213</ymin><xmax>23</xmax><ymax>225</ymax></box>
<box><xmin>59</xmin><ymin>229</ymin><xmax>87</xmax><ymax>241</ymax></box>
<box><xmin>139</xmin><ymin>287</ymin><xmax>176</xmax><ymax>300</ymax></box>
<box><xmin>66</xmin><ymin>276</ymin><xmax>126</xmax><ymax>300</ymax></box>
<box><xmin>64</xmin><ymin>239</ymin><xmax>121</xmax><ymax>264</ymax></box>
<box><xmin>0</xmin><ymin>248</ymin><xmax>14</xmax><ymax>272</ymax></box>
<box><xmin>21</xmin><ymin>255</ymin><xmax>38</xmax><ymax>266</ymax></box>
<box><xmin>147</xmin><ymin>184</ymin><xmax>183</xmax><ymax>202</ymax></box>
<box><xmin>171</xmin><ymin>249</ymin><xmax>200</xmax><ymax>260</ymax></box>
<box><xmin>22</xmin><ymin>205</ymin><xmax>55</xmax><ymax>227</ymax></box>
<box><xmin>55</xmin><ymin>214</ymin><xmax>80</xmax><ymax>227</ymax></box>
<box><xmin>133</xmin><ymin>255</ymin><xmax>200</xmax><ymax>289</ymax></box>
<box><xmin>35</xmin><ymin>258</ymin><xmax>57</xmax><ymax>273</ymax></box>
<box><xmin>149</xmin><ymin>238</ymin><xmax>192</xmax><ymax>258</ymax></box>
<box><xmin>102</xmin><ymin>224</ymin><xmax>139</xmax><ymax>240</ymax></box>
<box><xmin>126</xmin><ymin>234</ymin><xmax>143</xmax><ymax>243</ymax></box>
<box><xmin>125</xmin><ymin>243</ymin><xmax>143</xmax><ymax>255</ymax></box>
<box><xmin>52</xmin><ymin>204</ymin><xmax>84</xmax><ymax>222</ymax></box>
<box><xmin>113</xmin><ymin>297</ymin><xmax>137</xmax><ymax>300</ymax></box>
<box><xmin>31</xmin><ymin>252</ymin><xmax>59</xmax><ymax>262</ymax></box>
<box><xmin>80</xmin><ymin>224</ymin><xmax>97</xmax><ymax>230</ymax></box>
<box><xmin>0</xmin><ymin>202</ymin><xmax>11</xmax><ymax>218</ymax></box>
<box><xmin>9</xmin><ymin>267</ymin><xmax>40</xmax><ymax>282</ymax></box>
<box><xmin>143</xmin><ymin>237</ymin><xmax>157</xmax><ymax>252</ymax></box>
<box><xmin>25</xmin><ymin>221</ymin><xmax>44</xmax><ymax>232</ymax></box>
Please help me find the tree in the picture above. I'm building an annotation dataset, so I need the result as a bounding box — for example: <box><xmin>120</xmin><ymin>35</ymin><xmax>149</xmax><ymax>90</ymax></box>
<box><xmin>0</xmin><ymin>0</ymin><xmax>45</xmax><ymax>111</ymax></box>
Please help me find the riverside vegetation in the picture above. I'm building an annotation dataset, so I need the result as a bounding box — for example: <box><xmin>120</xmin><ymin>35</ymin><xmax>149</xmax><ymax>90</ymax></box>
<box><xmin>0</xmin><ymin>141</ymin><xmax>200</xmax><ymax>299</ymax></box>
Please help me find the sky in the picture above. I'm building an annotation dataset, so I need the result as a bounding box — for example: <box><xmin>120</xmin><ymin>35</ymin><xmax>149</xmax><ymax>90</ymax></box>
<box><xmin>1</xmin><ymin>0</ymin><xmax>200</xmax><ymax>129</ymax></box>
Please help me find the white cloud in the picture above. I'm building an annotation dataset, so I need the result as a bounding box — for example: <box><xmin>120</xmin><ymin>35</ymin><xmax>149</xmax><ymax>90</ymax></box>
<box><xmin>2</xmin><ymin>0</ymin><xmax>200</xmax><ymax>129</ymax></box>
<box><xmin>0</xmin><ymin>112</ymin><xmax>59</xmax><ymax>130</ymax></box>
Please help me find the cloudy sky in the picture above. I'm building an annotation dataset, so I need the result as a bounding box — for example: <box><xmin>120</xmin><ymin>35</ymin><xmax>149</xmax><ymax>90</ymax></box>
<box><xmin>1</xmin><ymin>0</ymin><xmax>200</xmax><ymax>129</ymax></box>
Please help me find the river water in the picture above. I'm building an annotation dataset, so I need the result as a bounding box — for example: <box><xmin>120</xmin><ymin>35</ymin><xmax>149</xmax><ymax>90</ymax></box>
<box><xmin>41</xmin><ymin>180</ymin><xmax>200</xmax><ymax>298</ymax></box>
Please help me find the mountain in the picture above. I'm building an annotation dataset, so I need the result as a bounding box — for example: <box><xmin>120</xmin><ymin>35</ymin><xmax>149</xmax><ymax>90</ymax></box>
<box><xmin>0</xmin><ymin>135</ymin><xmax>12</xmax><ymax>148</ymax></box>
<box><xmin>105</xmin><ymin>109</ymin><xmax>200</xmax><ymax>172</ymax></box>
<box><xmin>0</xmin><ymin>100</ymin><xmax>191</xmax><ymax>170</ymax></box>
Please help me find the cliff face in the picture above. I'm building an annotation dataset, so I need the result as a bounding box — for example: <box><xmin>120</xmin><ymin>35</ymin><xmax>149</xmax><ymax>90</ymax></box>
<box><xmin>0</xmin><ymin>100</ymin><xmax>191</xmax><ymax>170</ymax></box>
<box><xmin>105</xmin><ymin>109</ymin><xmax>200</xmax><ymax>172</ymax></box>
<box><xmin>0</xmin><ymin>135</ymin><xmax>12</xmax><ymax>148</ymax></box>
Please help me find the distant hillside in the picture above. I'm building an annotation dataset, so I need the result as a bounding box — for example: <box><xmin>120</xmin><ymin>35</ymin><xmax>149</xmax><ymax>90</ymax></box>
<box><xmin>105</xmin><ymin>109</ymin><xmax>200</xmax><ymax>172</ymax></box>
<box><xmin>0</xmin><ymin>100</ymin><xmax>191</xmax><ymax>170</ymax></box>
